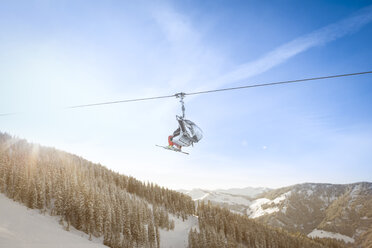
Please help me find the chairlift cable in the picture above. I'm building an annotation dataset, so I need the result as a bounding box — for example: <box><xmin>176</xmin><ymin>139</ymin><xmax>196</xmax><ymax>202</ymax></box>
<box><xmin>185</xmin><ymin>70</ymin><xmax>372</xmax><ymax>96</ymax></box>
<box><xmin>67</xmin><ymin>70</ymin><xmax>372</xmax><ymax>108</ymax></box>
<box><xmin>1</xmin><ymin>70</ymin><xmax>371</xmax><ymax>116</ymax></box>
<box><xmin>66</xmin><ymin>94</ymin><xmax>175</xmax><ymax>109</ymax></box>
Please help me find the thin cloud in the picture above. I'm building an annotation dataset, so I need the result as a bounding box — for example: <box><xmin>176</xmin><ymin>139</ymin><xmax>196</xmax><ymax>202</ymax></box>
<box><xmin>150</xmin><ymin>5</ymin><xmax>226</xmax><ymax>90</ymax></box>
<box><xmin>151</xmin><ymin>6</ymin><xmax>199</xmax><ymax>45</ymax></box>
<box><xmin>203</xmin><ymin>4</ymin><xmax>372</xmax><ymax>89</ymax></box>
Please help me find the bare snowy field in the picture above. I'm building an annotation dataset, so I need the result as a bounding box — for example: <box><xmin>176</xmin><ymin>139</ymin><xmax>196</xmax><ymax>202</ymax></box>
<box><xmin>0</xmin><ymin>193</ymin><xmax>107</xmax><ymax>248</ymax></box>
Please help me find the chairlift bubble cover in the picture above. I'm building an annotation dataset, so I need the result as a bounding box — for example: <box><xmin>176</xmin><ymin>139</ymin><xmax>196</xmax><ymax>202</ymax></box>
<box><xmin>183</xmin><ymin>119</ymin><xmax>203</xmax><ymax>143</ymax></box>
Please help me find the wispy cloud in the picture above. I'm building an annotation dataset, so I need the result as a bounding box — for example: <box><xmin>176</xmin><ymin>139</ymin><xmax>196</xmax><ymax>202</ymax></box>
<box><xmin>150</xmin><ymin>4</ymin><xmax>372</xmax><ymax>95</ymax></box>
<box><xmin>151</xmin><ymin>6</ymin><xmax>199</xmax><ymax>46</ymax></box>
<box><xmin>202</xmin><ymin>4</ymin><xmax>372</xmax><ymax>89</ymax></box>
<box><xmin>150</xmin><ymin>5</ymin><xmax>226</xmax><ymax>90</ymax></box>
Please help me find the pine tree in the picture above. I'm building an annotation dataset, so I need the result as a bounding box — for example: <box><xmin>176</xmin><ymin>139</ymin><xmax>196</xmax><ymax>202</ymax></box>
<box><xmin>94</xmin><ymin>195</ymin><xmax>104</xmax><ymax>235</ymax></box>
<box><xmin>29</xmin><ymin>180</ymin><xmax>38</xmax><ymax>209</ymax></box>
<box><xmin>148</xmin><ymin>220</ymin><xmax>156</xmax><ymax>248</ymax></box>
<box><xmin>155</xmin><ymin>226</ymin><xmax>160</xmax><ymax>248</ymax></box>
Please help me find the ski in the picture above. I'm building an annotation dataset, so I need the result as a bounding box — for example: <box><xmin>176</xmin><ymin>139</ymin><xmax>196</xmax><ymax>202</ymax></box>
<box><xmin>155</xmin><ymin>145</ymin><xmax>189</xmax><ymax>155</ymax></box>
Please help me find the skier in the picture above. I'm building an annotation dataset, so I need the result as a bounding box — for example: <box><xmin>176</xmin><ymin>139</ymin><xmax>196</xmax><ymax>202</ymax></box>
<box><xmin>168</xmin><ymin>127</ymin><xmax>182</xmax><ymax>150</ymax></box>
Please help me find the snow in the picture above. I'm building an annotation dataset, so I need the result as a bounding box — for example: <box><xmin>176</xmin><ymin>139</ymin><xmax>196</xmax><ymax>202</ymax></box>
<box><xmin>351</xmin><ymin>184</ymin><xmax>362</xmax><ymax>195</ymax></box>
<box><xmin>0</xmin><ymin>193</ymin><xmax>107</xmax><ymax>248</ymax></box>
<box><xmin>180</xmin><ymin>187</ymin><xmax>269</xmax><ymax>202</ymax></box>
<box><xmin>216</xmin><ymin>187</ymin><xmax>270</xmax><ymax>198</ymax></box>
<box><xmin>230</xmin><ymin>209</ymin><xmax>244</xmax><ymax>215</ymax></box>
<box><xmin>194</xmin><ymin>193</ymin><xmax>210</xmax><ymax>201</ymax></box>
<box><xmin>248</xmin><ymin>198</ymin><xmax>279</xmax><ymax>218</ymax></box>
<box><xmin>207</xmin><ymin>192</ymin><xmax>252</xmax><ymax>206</ymax></box>
<box><xmin>307</xmin><ymin>229</ymin><xmax>355</xmax><ymax>243</ymax></box>
<box><xmin>319</xmin><ymin>194</ymin><xmax>337</xmax><ymax>203</ymax></box>
<box><xmin>159</xmin><ymin>215</ymin><xmax>199</xmax><ymax>248</ymax></box>
<box><xmin>183</xmin><ymin>188</ymin><xmax>293</xmax><ymax>219</ymax></box>
<box><xmin>281</xmin><ymin>205</ymin><xmax>287</xmax><ymax>213</ymax></box>
<box><xmin>247</xmin><ymin>191</ymin><xmax>291</xmax><ymax>218</ymax></box>
<box><xmin>181</xmin><ymin>189</ymin><xmax>252</xmax><ymax>206</ymax></box>
<box><xmin>180</xmin><ymin>189</ymin><xmax>209</xmax><ymax>201</ymax></box>
<box><xmin>350</xmin><ymin>184</ymin><xmax>363</xmax><ymax>203</ymax></box>
<box><xmin>306</xmin><ymin>189</ymin><xmax>313</xmax><ymax>196</ymax></box>
<box><xmin>182</xmin><ymin>188</ymin><xmax>295</xmax><ymax>218</ymax></box>
<box><xmin>273</xmin><ymin>191</ymin><xmax>291</xmax><ymax>204</ymax></box>
<box><xmin>355</xmin><ymin>229</ymin><xmax>364</xmax><ymax>236</ymax></box>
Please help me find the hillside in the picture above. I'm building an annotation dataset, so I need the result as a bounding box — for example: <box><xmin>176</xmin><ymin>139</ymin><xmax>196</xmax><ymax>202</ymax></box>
<box><xmin>183</xmin><ymin>183</ymin><xmax>372</xmax><ymax>246</ymax></box>
<box><xmin>0</xmin><ymin>132</ymin><xmax>193</xmax><ymax>248</ymax></box>
<box><xmin>257</xmin><ymin>183</ymin><xmax>372</xmax><ymax>246</ymax></box>
<box><xmin>0</xmin><ymin>132</ymin><xmax>345</xmax><ymax>248</ymax></box>
<box><xmin>0</xmin><ymin>192</ymin><xmax>198</xmax><ymax>248</ymax></box>
<box><xmin>0</xmin><ymin>193</ymin><xmax>107</xmax><ymax>248</ymax></box>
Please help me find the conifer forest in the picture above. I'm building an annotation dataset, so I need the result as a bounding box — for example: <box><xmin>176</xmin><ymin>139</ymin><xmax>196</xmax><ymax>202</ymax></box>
<box><xmin>0</xmin><ymin>133</ymin><xmax>348</xmax><ymax>248</ymax></box>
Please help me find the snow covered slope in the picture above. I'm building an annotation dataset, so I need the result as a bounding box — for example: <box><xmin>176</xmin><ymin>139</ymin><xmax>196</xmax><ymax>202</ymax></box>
<box><xmin>0</xmin><ymin>193</ymin><xmax>107</xmax><ymax>248</ymax></box>
<box><xmin>159</xmin><ymin>215</ymin><xmax>199</xmax><ymax>248</ymax></box>
<box><xmin>0</xmin><ymin>192</ymin><xmax>199</xmax><ymax>248</ymax></box>
<box><xmin>247</xmin><ymin>191</ymin><xmax>292</xmax><ymax>218</ymax></box>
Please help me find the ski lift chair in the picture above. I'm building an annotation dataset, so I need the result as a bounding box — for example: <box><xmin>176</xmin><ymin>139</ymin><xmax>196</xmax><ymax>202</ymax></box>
<box><xmin>172</xmin><ymin>116</ymin><xmax>203</xmax><ymax>147</ymax></box>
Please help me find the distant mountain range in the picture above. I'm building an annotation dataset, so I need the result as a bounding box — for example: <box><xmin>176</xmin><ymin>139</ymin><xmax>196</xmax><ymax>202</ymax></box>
<box><xmin>179</xmin><ymin>186</ymin><xmax>270</xmax><ymax>200</ymax></box>
<box><xmin>180</xmin><ymin>182</ymin><xmax>372</xmax><ymax>247</ymax></box>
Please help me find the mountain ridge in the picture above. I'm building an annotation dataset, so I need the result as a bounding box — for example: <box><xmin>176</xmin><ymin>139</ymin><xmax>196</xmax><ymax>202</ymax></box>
<box><xmin>181</xmin><ymin>182</ymin><xmax>372</xmax><ymax>246</ymax></box>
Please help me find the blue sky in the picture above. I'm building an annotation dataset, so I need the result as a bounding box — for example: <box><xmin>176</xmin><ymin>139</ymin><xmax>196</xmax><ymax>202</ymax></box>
<box><xmin>1</xmin><ymin>0</ymin><xmax>372</xmax><ymax>189</ymax></box>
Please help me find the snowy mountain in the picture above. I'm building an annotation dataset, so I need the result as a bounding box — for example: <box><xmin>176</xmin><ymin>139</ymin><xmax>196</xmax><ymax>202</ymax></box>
<box><xmin>178</xmin><ymin>187</ymin><xmax>270</xmax><ymax>214</ymax></box>
<box><xmin>216</xmin><ymin>187</ymin><xmax>271</xmax><ymax>197</ymax></box>
<box><xmin>0</xmin><ymin>132</ymin><xmax>347</xmax><ymax>248</ymax></box>
<box><xmin>254</xmin><ymin>183</ymin><xmax>372</xmax><ymax>246</ymax></box>
<box><xmin>179</xmin><ymin>187</ymin><xmax>270</xmax><ymax>200</ymax></box>
<box><xmin>182</xmin><ymin>182</ymin><xmax>372</xmax><ymax>246</ymax></box>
